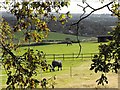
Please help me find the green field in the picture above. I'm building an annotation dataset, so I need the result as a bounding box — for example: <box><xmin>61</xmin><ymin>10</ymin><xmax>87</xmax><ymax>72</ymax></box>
<box><xmin>15</xmin><ymin>42</ymin><xmax>99</xmax><ymax>62</ymax></box>
<box><xmin>46</xmin><ymin>32</ymin><xmax>92</xmax><ymax>41</ymax></box>
<box><xmin>0</xmin><ymin>42</ymin><xmax>118</xmax><ymax>89</ymax></box>
<box><xmin>17</xmin><ymin>42</ymin><xmax>99</xmax><ymax>55</ymax></box>
<box><xmin>14</xmin><ymin>31</ymin><xmax>96</xmax><ymax>42</ymax></box>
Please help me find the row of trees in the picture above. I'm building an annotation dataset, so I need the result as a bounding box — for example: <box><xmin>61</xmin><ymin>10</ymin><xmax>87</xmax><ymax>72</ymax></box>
<box><xmin>1</xmin><ymin>13</ymin><xmax>117</xmax><ymax>37</ymax></box>
<box><xmin>0</xmin><ymin>0</ymin><xmax>120</xmax><ymax>89</ymax></box>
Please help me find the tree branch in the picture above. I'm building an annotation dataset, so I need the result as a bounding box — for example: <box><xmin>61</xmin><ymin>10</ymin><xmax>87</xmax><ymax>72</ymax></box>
<box><xmin>0</xmin><ymin>40</ymin><xmax>16</xmax><ymax>59</ymax></box>
<box><xmin>72</xmin><ymin>1</ymin><xmax>113</xmax><ymax>26</ymax></box>
<box><xmin>85</xmin><ymin>2</ymin><xmax>95</xmax><ymax>10</ymax></box>
<box><xmin>70</xmin><ymin>1</ymin><xmax>114</xmax><ymax>58</ymax></box>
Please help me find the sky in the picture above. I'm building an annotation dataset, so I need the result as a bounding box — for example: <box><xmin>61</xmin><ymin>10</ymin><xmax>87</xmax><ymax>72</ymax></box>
<box><xmin>59</xmin><ymin>0</ymin><xmax>113</xmax><ymax>14</ymax></box>
<box><xmin>0</xmin><ymin>0</ymin><xmax>113</xmax><ymax>14</ymax></box>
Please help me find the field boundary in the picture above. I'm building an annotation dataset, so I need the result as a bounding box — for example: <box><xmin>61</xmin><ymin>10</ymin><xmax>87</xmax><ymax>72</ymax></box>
<box><xmin>45</xmin><ymin>53</ymin><xmax>98</xmax><ymax>61</ymax></box>
<box><xmin>0</xmin><ymin>53</ymin><xmax>98</xmax><ymax>63</ymax></box>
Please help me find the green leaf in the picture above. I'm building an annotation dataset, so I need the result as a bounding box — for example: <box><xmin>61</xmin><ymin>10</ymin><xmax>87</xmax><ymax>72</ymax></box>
<box><xmin>51</xmin><ymin>16</ymin><xmax>57</xmax><ymax>21</ymax></box>
<box><xmin>61</xmin><ymin>2</ymin><xmax>65</xmax><ymax>7</ymax></box>
<box><xmin>59</xmin><ymin>14</ymin><xmax>66</xmax><ymax>20</ymax></box>
<box><xmin>66</xmin><ymin>11</ymin><xmax>72</xmax><ymax>18</ymax></box>
<box><xmin>65</xmin><ymin>1</ymin><xmax>70</xmax><ymax>7</ymax></box>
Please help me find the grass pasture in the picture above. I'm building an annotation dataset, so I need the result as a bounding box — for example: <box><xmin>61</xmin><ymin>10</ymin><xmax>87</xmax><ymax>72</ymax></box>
<box><xmin>14</xmin><ymin>31</ymin><xmax>96</xmax><ymax>43</ymax></box>
<box><xmin>17</xmin><ymin>42</ymin><xmax>99</xmax><ymax>55</ymax></box>
<box><xmin>0</xmin><ymin>42</ymin><xmax>118</xmax><ymax>89</ymax></box>
<box><xmin>46</xmin><ymin>32</ymin><xmax>92</xmax><ymax>41</ymax></box>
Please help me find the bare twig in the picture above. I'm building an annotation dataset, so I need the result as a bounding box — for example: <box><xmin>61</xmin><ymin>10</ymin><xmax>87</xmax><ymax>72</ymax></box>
<box><xmin>71</xmin><ymin>1</ymin><xmax>114</xmax><ymax>58</ymax></box>
<box><xmin>85</xmin><ymin>2</ymin><xmax>95</xmax><ymax>10</ymax></box>
<box><xmin>72</xmin><ymin>1</ymin><xmax>113</xmax><ymax>26</ymax></box>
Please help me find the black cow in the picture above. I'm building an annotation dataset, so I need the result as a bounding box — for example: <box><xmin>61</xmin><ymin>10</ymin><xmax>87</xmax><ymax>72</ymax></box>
<box><xmin>52</xmin><ymin>60</ymin><xmax>62</xmax><ymax>71</ymax></box>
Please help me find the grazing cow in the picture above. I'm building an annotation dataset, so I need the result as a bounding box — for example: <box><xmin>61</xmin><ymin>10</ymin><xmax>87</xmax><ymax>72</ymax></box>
<box><xmin>52</xmin><ymin>60</ymin><xmax>62</xmax><ymax>71</ymax></box>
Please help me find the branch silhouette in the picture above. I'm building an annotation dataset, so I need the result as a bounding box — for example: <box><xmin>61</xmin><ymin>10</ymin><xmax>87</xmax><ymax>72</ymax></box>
<box><xmin>71</xmin><ymin>1</ymin><xmax>114</xmax><ymax>58</ymax></box>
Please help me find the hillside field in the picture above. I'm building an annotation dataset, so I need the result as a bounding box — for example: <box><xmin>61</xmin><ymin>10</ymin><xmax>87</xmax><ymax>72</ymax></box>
<box><xmin>14</xmin><ymin>31</ymin><xmax>96</xmax><ymax>43</ymax></box>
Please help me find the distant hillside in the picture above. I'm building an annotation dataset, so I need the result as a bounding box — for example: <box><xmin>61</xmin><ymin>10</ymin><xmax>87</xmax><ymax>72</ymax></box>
<box><xmin>48</xmin><ymin>14</ymin><xmax>117</xmax><ymax>37</ymax></box>
<box><xmin>46</xmin><ymin>32</ymin><xmax>91</xmax><ymax>41</ymax></box>
<box><xmin>1</xmin><ymin>11</ymin><xmax>16</xmax><ymax>26</ymax></box>
<box><xmin>1</xmin><ymin>11</ymin><xmax>117</xmax><ymax>37</ymax></box>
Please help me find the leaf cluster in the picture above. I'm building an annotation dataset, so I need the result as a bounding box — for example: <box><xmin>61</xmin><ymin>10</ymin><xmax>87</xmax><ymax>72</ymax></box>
<box><xmin>2</xmin><ymin>48</ymin><xmax>50</xmax><ymax>89</ymax></box>
<box><xmin>90</xmin><ymin>41</ymin><xmax>120</xmax><ymax>85</ymax></box>
<box><xmin>6</xmin><ymin>1</ymin><xmax>71</xmax><ymax>43</ymax></box>
<box><xmin>90</xmin><ymin>54</ymin><xmax>112</xmax><ymax>73</ymax></box>
<box><xmin>40</xmin><ymin>76</ymin><xmax>56</xmax><ymax>89</ymax></box>
<box><xmin>96</xmin><ymin>74</ymin><xmax>108</xmax><ymax>85</ymax></box>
